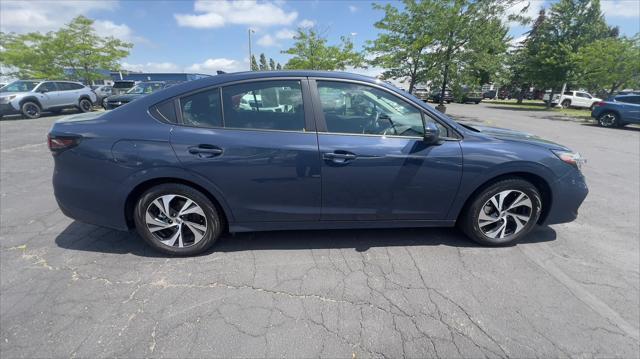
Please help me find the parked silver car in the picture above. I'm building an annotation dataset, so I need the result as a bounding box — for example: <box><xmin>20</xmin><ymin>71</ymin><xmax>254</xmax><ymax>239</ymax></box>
<box><xmin>0</xmin><ymin>80</ymin><xmax>97</xmax><ymax>119</ymax></box>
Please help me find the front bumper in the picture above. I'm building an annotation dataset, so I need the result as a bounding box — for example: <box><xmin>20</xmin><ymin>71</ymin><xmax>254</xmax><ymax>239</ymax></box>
<box><xmin>0</xmin><ymin>103</ymin><xmax>20</xmax><ymax>116</ymax></box>
<box><xmin>542</xmin><ymin>169</ymin><xmax>589</xmax><ymax>225</ymax></box>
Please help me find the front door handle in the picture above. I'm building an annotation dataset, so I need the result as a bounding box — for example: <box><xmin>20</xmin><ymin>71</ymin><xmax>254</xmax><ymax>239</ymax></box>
<box><xmin>188</xmin><ymin>145</ymin><xmax>223</xmax><ymax>158</ymax></box>
<box><xmin>323</xmin><ymin>151</ymin><xmax>357</xmax><ymax>164</ymax></box>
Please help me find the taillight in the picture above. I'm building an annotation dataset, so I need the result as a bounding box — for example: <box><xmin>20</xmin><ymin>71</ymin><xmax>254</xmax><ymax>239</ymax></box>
<box><xmin>48</xmin><ymin>134</ymin><xmax>80</xmax><ymax>154</ymax></box>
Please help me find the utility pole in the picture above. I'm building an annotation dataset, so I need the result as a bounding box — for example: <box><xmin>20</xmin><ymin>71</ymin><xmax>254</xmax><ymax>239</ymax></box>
<box><xmin>248</xmin><ymin>28</ymin><xmax>255</xmax><ymax>71</ymax></box>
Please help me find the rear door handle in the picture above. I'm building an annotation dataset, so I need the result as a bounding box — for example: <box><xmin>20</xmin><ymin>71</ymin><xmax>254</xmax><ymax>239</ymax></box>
<box><xmin>188</xmin><ymin>145</ymin><xmax>223</xmax><ymax>158</ymax></box>
<box><xmin>323</xmin><ymin>151</ymin><xmax>357</xmax><ymax>164</ymax></box>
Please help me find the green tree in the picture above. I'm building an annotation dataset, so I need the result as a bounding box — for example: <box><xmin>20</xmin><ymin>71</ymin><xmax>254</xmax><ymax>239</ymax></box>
<box><xmin>427</xmin><ymin>1</ymin><xmax>518</xmax><ymax>108</ymax></box>
<box><xmin>259</xmin><ymin>53</ymin><xmax>268</xmax><ymax>71</ymax></box>
<box><xmin>367</xmin><ymin>1</ymin><xmax>439</xmax><ymax>93</ymax></box>
<box><xmin>276</xmin><ymin>63</ymin><xmax>282</xmax><ymax>70</ymax></box>
<box><xmin>522</xmin><ymin>0</ymin><xmax>614</xmax><ymax>107</ymax></box>
<box><xmin>0</xmin><ymin>32</ymin><xmax>63</xmax><ymax>79</ymax></box>
<box><xmin>0</xmin><ymin>16</ymin><xmax>132</xmax><ymax>84</ymax></box>
<box><xmin>573</xmin><ymin>36</ymin><xmax>640</xmax><ymax>95</ymax></box>
<box><xmin>282</xmin><ymin>28</ymin><xmax>364</xmax><ymax>70</ymax></box>
<box><xmin>250</xmin><ymin>55</ymin><xmax>259</xmax><ymax>71</ymax></box>
<box><xmin>269</xmin><ymin>58</ymin><xmax>276</xmax><ymax>71</ymax></box>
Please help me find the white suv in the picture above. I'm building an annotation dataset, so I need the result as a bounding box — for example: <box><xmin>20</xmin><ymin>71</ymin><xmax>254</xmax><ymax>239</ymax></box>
<box><xmin>0</xmin><ymin>80</ymin><xmax>97</xmax><ymax>119</ymax></box>
<box><xmin>544</xmin><ymin>90</ymin><xmax>602</xmax><ymax>109</ymax></box>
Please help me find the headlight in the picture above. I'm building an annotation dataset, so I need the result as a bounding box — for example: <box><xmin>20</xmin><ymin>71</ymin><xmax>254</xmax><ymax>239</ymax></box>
<box><xmin>552</xmin><ymin>150</ymin><xmax>586</xmax><ymax>170</ymax></box>
<box><xmin>0</xmin><ymin>95</ymin><xmax>16</xmax><ymax>104</ymax></box>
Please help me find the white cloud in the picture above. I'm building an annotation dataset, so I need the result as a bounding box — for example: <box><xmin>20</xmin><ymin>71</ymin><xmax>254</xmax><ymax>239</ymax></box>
<box><xmin>601</xmin><ymin>0</ymin><xmax>640</xmax><ymax>18</ymax></box>
<box><xmin>257</xmin><ymin>34</ymin><xmax>278</xmax><ymax>47</ymax></box>
<box><xmin>92</xmin><ymin>20</ymin><xmax>148</xmax><ymax>44</ymax></box>
<box><xmin>175</xmin><ymin>0</ymin><xmax>298</xmax><ymax>28</ymax></box>
<box><xmin>298</xmin><ymin>19</ymin><xmax>315</xmax><ymax>28</ymax></box>
<box><xmin>275</xmin><ymin>28</ymin><xmax>296</xmax><ymax>39</ymax></box>
<box><xmin>0</xmin><ymin>0</ymin><xmax>117</xmax><ymax>33</ymax></box>
<box><xmin>186</xmin><ymin>58</ymin><xmax>244</xmax><ymax>74</ymax></box>
<box><xmin>348</xmin><ymin>5</ymin><xmax>358</xmax><ymax>13</ymax></box>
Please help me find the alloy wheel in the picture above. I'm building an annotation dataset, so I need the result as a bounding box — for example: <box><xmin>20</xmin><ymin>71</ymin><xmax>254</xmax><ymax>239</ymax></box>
<box><xmin>80</xmin><ymin>99</ymin><xmax>91</xmax><ymax>112</ymax></box>
<box><xmin>599</xmin><ymin>113</ymin><xmax>616</xmax><ymax>127</ymax></box>
<box><xmin>145</xmin><ymin>194</ymin><xmax>208</xmax><ymax>248</ymax></box>
<box><xmin>477</xmin><ymin>190</ymin><xmax>533</xmax><ymax>240</ymax></box>
<box><xmin>25</xmin><ymin>104</ymin><xmax>40</xmax><ymax>117</ymax></box>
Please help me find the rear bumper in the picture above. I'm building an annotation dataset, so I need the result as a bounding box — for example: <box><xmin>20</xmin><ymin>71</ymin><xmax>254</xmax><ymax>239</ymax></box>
<box><xmin>542</xmin><ymin>169</ymin><xmax>589</xmax><ymax>225</ymax></box>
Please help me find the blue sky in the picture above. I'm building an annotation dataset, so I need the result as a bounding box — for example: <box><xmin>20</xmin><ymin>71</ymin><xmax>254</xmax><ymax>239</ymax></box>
<box><xmin>1</xmin><ymin>0</ymin><xmax>638</xmax><ymax>76</ymax></box>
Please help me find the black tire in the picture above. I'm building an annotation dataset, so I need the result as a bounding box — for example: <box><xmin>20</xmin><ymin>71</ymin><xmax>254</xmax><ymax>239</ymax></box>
<box><xmin>475</xmin><ymin>101</ymin><xmax>480</xmax><ymax>104</ymax></box>
<box><xmin>134</xmin><ymin>183</ymin><xmax>223</xmax><ymax>256</ymax></box>
<box><xmin>561</xmin><ymin>100</ymin><xmax>571</xmax><ymax>109</ymax></box>
<box><xmin>459</xmin><ymin>178</ymin><xmax>542</xmax><ymax>246</ymax></box>
<box><xmin>597</xmin><ymin>111</ymin><xmax>620</xmax><ymax>128</ymax></box>
<box><xmin>21</xmin><ymin>101</ymin><xmax>41</xmax><ymax>119</ymax></box>
<box><xmin>78</xmin><ymin>98</ymin><xmax>92</xmax><ymax>113</ymax></box>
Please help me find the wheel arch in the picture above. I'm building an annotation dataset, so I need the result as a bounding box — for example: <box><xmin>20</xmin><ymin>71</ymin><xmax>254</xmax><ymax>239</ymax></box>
<box><xmin>124</xmin><ymin>177</ymin><xmax>230</xmax><ymax>232</ymax></box>
<box><xmin>19</xmin><ymin>96</ymin><xmax>43</xmax><ymax>109</ymax></box>
<box><xmin>455</xmin><ymin>172</ymin><xmax>553</xmax><ymax>225</ymax></box>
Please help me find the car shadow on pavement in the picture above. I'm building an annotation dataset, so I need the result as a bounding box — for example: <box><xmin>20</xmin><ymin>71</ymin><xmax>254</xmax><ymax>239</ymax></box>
<box><xmin>55</xmin><ymin>221</ymin><xmax>558</xmax><ymax>257</ymax></box>
<box><xmin>580</xmin><ymin>123</ymin><xmax>640</xmax><ymax>132</ymax></box>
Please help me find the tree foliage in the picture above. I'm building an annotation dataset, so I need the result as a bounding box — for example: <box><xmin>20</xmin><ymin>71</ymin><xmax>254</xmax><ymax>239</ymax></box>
<box><xmin>282</xmin><ymin>28</ymin><xmax>364</xmax><ymax>70</ymax></box>
<box><xmin>250</xmin><ymin>55</ymin><xmax>259</xmax><ymax>71</ymax></box>
<box><xmin>573</xmin><ymin>36</ymin><xmax>640</xmax><ymax>95</ymax></box>
<box><xmin>259</xmin><ymin>53</ymin><xmax>268</xmax><ymax>71</ymax></box>
<box><xmin>1</xmin><ymin>16</ymin><xmax>132</xmax><ymax>83</ymax></box>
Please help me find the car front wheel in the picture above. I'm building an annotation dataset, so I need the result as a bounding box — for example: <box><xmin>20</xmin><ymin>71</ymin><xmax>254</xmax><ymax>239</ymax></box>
<box><xmin>21</xmin><ymin>101</ymin><xmax>41</xmax><ymax>119</ymax></box>
<box><xmin>561</xmin><ymin>100</ymin><xmax>571</xmax><ymax>109</ymax></box>
<box><xmin>78</xmin><ymin>98</ymin><xmax>92</xmax><ymax>113</ymax></box>
<box><xmin>459</xmin><ymin>178</ymin><xmax>542</xmax><ymax>246</ymax></box>
<box><xmin>134</xmin><ymin>184</ymin><xmax>223</xmax><ymax>256</ymax></box>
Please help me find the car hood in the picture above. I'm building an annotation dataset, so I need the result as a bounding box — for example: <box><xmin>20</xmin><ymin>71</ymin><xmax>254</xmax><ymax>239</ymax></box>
<box><xmin>106</xmin><ymin>93</ymin><xmax>144</xmax><ymax>102</ymax></box>
<box><xmin>461</xmin><ymin>123</ymin><xmax>569</xmax><ymax>150</ymax></box>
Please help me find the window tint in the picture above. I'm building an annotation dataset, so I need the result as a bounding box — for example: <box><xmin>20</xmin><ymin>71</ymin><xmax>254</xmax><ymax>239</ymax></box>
<box><xmin>69</xmin><ymin>83</ymin><xmax>84</xmax><ymax>90</ymax></box>
<box><xmin>38</xmin><ymin>82</ymin><xmax>57</xmax><ymax>92</ymax></box>
<box><xmin>576</xmin><ymin>92</ymin><xmax>590</xmax><ymax>98</ymax></box>
<box><xmin>617</xmin><ymin>95</ymin><xmax>640</xmax><ymax>104</ymax></box>
<box><xmin>222</xmin><ymin>80</ymin><xmax>305</xmax><ymax>131</ymax></box>
<box><xmin>55</xmin><ymin>82</ymin><xmax>71</xmax><ymax>91</ymax></box>
<box><xmin>564</xmin><ymin>91</ymin><xmax>573</xmax><ymax>96</ymax></box>
<box><xmin>151</xmin><ymin>100</ymin><xmax>178</xmax><ymax>123</ymax></box>
<box><xmin>180</xmin><ymin>88</ymin><xmax>222</xmax><ymax>128</ymax></box>
<box><xmin>317</xmin><ymin>81</ymin><xmax>424</xmax><ymax>137</ymax></box>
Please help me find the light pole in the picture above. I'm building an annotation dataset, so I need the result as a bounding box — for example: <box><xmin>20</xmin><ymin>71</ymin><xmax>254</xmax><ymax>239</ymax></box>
<box><xmin>248</xmin><ymin>28</ymin><xmax>255</xmax><ymax>70</ymax></box>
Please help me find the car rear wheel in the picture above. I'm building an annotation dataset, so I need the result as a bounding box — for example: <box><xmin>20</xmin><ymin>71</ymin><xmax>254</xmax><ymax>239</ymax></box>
<box><xmin>561</xmin><ymin>100</ymin><xmax>571</xmax><ymax>109</ymax></box>
<box><xmin>21</xmin><ymin>101</ymin><xmax>41</xmax><ymax>119</ymax></box>
<box><xmin>597</xmin><ymin>112</ymin><xmax>620</xmax><ymax>128</ymax></box>
<box><xmin>459</xmin><ymin>178</ymin><xmax>542</xmax><ymax>246</ymax></box>
<box><xmin>134</xmin><ymin>184</ymin><xmax>223</xmax><ymax>256</ymax></box>
<box><xmin>78</xmin><ymin>98</ymin><xmax>92</xmax><ymax>113</ymax></box>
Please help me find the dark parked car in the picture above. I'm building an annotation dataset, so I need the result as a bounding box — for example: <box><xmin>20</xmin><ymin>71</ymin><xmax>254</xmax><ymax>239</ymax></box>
<box><xmin>104</xmin><ymin>81</ymin><xmax>173</xmax><ymax>110</ymax></box>
<box><xmin>458</xmin><ymin>91</ymin><xmax>482</xmax><ymax>104</ymax></box>
<box><xmin>498</xmin><ymin>89</ymin><xmax>512</xmax><ymax>100</ymax></box>
<box><xmin>591</xmin><ymin>94</ymin><xmax>640</xmax><ymax>128</ymax></box>
<box><xmin>49</xmin><ymin>71</ymin><xmax>588</xmax><ymax>255</ymax></box>
<box><xmin>482</xmin><ymin>90</ymin><xmax>496</xmax><ymax>99</ymax></box>
<box><xmin>111</xmin><ymin>80</ymin><xmax>137</xmax><ymax>95</ymax></box>
<box><xmin>429</xmin><ymin>89</ymin><xmax>453</xmax><ymax>103</ymax></box>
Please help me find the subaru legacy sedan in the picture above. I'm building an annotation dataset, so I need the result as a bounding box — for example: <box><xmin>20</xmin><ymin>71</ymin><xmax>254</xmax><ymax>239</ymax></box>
<box><xmin>49</xmin><ymin>71</ymin><xmax>588</xmax><ymax>256</ymax></box>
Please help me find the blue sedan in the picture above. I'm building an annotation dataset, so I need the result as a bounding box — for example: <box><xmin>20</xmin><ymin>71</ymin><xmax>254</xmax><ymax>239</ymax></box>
<box><xmin>49</xmin><ymin>71</ymin><xmax>588</xmax><ymax>255</ymax></box>
<box><xmin>591</xmin><ymin>94</ymin><xmax>640</xmax><ymax>127</ymax></box>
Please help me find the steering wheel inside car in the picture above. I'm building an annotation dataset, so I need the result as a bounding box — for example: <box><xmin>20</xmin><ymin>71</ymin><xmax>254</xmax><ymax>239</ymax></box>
<box><xmin>374</xmin><ymin>112</ymin><xmax>398</xmax><ymax>135</ymax></box>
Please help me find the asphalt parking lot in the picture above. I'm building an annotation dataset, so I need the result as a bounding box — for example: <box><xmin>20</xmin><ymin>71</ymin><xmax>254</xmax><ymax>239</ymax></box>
<box><xmin>1</xmin><ymin>104</ymin><xmax>638</xmax><ymax>358</ymax></box>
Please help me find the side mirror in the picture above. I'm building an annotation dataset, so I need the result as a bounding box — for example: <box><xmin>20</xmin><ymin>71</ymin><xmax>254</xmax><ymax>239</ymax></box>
<box><xmin>423</xmin><ymin>122</ymin><xmax>440</xmax><ymax>144</ymax></box>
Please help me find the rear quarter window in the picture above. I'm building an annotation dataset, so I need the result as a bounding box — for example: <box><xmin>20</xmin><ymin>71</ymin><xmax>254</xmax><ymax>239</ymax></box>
<box><xmin>150</xmin><ymin>100</ymin><xmax>178</xmax><ymax>124</ymax></box>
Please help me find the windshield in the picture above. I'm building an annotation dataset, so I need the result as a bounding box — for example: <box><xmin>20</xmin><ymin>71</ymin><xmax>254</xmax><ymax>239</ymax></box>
<box><xmin>0</xmin><ymin>80</ymin><xmax>40</xmax><ymax>93</ymax></box>
<box><xmin>113</xmin><ymin>81</ymin><xmax>134</xmax><ymax>89</ymax></box>
<box><xmin>126</xmin><ymin>83</ymin><xmax>164</xmax><ymax>94</ymax></box>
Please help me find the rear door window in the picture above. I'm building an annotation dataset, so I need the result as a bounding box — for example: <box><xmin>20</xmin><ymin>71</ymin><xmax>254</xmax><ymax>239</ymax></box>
<box><xmin>180</xmin><ymin>88</ymin><xmax>223</xmax><ymax>128</ymax></box>
<box><xmin>38</xmin><ymin>82</ymin><xmax>58</xmax><ymax>92</ymax></box>
<box><xmin>221</xmin><ymin>80</ymin><xmax>305</xmax><ymax>131</ymax></box>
